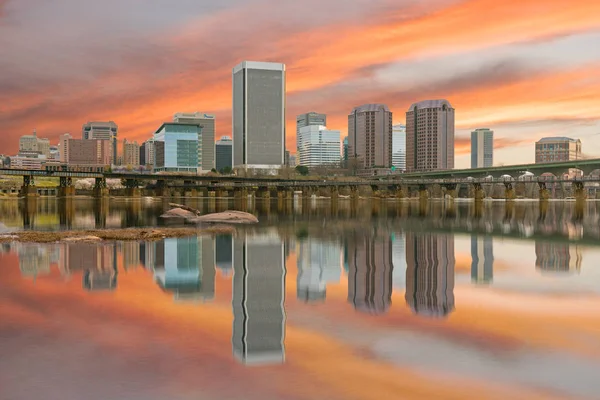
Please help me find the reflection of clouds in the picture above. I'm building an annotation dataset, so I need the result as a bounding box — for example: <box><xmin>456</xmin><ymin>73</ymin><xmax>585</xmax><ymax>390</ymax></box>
<box><xmin>405</xmin><ymin>233</ymin><xmax>455</xmax><ymax>317</ymax></box>
<box><xmin>232</xmin><ymin>232</ymin><xmax>286</xmax><ymax>366</ymax></box>
<box><xmin>370</xmin><ymin>332</ymin><xmax>600</xmax><ymax>399</ymax></box>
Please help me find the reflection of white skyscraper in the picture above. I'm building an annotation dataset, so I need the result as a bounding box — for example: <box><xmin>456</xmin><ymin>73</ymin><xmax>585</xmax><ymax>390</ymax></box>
<box><xmin>16</xmin><ymin>243</ymin><xmax>51</xmax><ymax>279</ymax></box>
<box><xmin>232</xmin><ymin>232</ymin><xmax>286</xmax><ymax>365</ymax></box>
<box><xmin>297</xmin><ymin>239</ymin><xmax>341</xmax><ymax>302</ymax></box>
<box><xmin>471</xmin><ymin>235</ymin><xmax>494</xmax><ymax>284</ymax></box>
<box><xmin>391</xmin><ymin>233</ymin><xmax>407</xmax><ymax>290</ymax></box>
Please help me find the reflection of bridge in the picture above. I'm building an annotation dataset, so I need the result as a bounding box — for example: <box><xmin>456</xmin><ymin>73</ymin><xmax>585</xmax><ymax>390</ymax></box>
<box><xmin>2</xmin><ymin>158</ymin><xmax>600</xmax><ymax>200</ymax></box>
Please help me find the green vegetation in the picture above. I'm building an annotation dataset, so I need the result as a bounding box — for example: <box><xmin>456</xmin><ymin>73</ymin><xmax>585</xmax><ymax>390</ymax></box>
<box><xmin>295</xmin><ymin>165</ymin><xmax>309</xmax><ymax>176</ymax></box>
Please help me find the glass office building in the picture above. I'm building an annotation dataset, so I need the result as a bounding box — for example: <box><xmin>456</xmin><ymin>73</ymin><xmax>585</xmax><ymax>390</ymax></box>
<box><xmin>153</xmin><ymin>123</ymin><xmax>201</xmax><ymax>173</ymax></box>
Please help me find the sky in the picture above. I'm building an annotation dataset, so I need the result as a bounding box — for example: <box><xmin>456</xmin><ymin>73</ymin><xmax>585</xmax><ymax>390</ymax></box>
<box><xmin>1</xmin><ymin>0</ymin><xmax>600</xmax><ymax>168</ymax></box>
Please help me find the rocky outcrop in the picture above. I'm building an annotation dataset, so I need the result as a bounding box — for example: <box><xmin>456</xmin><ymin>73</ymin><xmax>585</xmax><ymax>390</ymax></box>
<box><xmin>187</xmin><ymin>210</ymin><xmax>259</xmax><ymax>225</ymax></box>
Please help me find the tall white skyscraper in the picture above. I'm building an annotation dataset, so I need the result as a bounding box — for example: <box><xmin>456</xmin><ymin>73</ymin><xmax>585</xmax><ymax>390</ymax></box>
<box><xmin>392</xmin><ymin>124</ymin><xmax>406</xmax><ymax>171</ymax></box>
<box><xmin>232</xmin><ymin>61</ymin><xmax>286</xmax><ymax>170</ymax></box>
<box><xmin>297</xmin><ymin>125</ymin><xmax>341</xmax><ymax>167</ymax></box>
<box><xmin>391</xmin><ymin>232</ymin><xmax>407</xmax><ymax>290</ymax></box>
<box><xmin>471</xmin><ymin>128</ymin><xmax>493</xmax><ymax>168</ymax></box>
<box><xmin>296</xmin><ymin>112</ymin><xmax>326</xmax><ymax>152</ymax></box>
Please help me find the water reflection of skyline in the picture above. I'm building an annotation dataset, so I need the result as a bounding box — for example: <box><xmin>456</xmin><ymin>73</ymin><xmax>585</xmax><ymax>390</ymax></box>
<box><xmin>8</xmin><ymin>226</ymin><xmax>597</xmax><ymax>367</ymax></box>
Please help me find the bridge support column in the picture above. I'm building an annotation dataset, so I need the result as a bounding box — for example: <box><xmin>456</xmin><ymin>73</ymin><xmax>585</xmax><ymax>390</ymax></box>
<box><xmin>277</xmin><ymin>190</ymin><xmax>285</xmax><ymax>202</ymax></box>
<box><xmin>443</xmin><ymin>184</ymin><xmax>457</xmax><ymax>200</ymax></box>
<box><xmin>418</xmin><ymin>184</ymin><xmax>429</xmax><ymax>201</ymax></box>
<box><xmin>349</xmin><ymin>186</ymin><xmax>359</xmax><ymax>202</ymax></box>
<box><xmin>504</xmin><ymin>182</ymin><xmax>516</xmax><ymax>200</ymax></box>
<box><xmin>208</xmin><ymin>190</ymin><xmax>216</xmax><ymax>198</ymax></box>
<box><xmin>58</xmin><ymin>177</ymin><xmax>75</xmax><ymax>198</ymax></box>
<box><xmin>394</xmin><ymin>187</ymin><xmax>405</xmax><ymax>200</ymax></box>
<box><xmin>20</xmin><ymin>175</ymin><xmax>39</xmax><ymax>198</ymax></box>
<box><xmin>472</xmin><ymin>183</ymin><xmax>485</xmax><ymax>201</ymax></box>
<box><xmin>538</xmin><ymin>182</ymin><xmax>550</xmax><ymax>201</ymax></box>
<box><xmin>123</xmin><ymin>179</ymin><xmax>140</xmax><ymax>197</ymax></box>
<box><xmin>257</xmin><ymin>187</ymin><xmax>271</xmax><ymax>199</ymax></box>
<box><xmin>93</xmin><ymin>178</ymin><xmax>109</xmax><ymax>198</ymax></box>
<box><xmin>371</xmin><ymin>185</ymin><xmax>382</xmax><ymax>198</ymax></box>
<box><xmin>234</xmin><ymin>187</ymin><xmax>249</xmax><ymax>199</ymax></box>
<box><xmin>330</xmin><ymin>186</ymin><xmax>339</xmax><ymax>201</ymax></box>
<box><xmin>573</xmin><ymin>181</ymin><xmax>587</xmax><ymax>201</ymax></box>
<box><xmin>155</xmin><ymin>180</ymin><xmax>167</xmax><ymax>197</ymax></box>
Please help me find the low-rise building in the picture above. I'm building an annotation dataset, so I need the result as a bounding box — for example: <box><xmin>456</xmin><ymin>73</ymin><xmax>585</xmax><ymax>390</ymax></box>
<box><xmin>153</xmin><ymin>123</ymin><xmax>200</xmax><ymax>173</ymax></box>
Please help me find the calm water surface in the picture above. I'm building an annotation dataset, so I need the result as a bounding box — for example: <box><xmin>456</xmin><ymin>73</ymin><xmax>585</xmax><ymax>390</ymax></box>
<box><xmin>1</xmin><ymin>198</ymin><xmax>600</xmax><ymax>400</ymax></box>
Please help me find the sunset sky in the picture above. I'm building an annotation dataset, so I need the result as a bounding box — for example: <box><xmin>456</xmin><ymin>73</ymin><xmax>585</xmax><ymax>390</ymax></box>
<box><xmin>1</xmin><ymin>0</ymin><xmax>600</xmax><ymax>167</ymax></box>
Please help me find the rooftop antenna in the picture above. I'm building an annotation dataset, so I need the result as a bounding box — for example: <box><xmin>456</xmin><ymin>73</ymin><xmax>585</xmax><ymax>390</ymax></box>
<box><xmin>33</xmin><ymin>129</ymin><xmax>37</xmax><ymax>137</ymax></box>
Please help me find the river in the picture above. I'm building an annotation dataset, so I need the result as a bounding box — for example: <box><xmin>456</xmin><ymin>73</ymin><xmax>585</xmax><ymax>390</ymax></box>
<box><xmin>1</xmin><ymin>197</ymin><xmax>599</xmax><ymax>400</ymax></box>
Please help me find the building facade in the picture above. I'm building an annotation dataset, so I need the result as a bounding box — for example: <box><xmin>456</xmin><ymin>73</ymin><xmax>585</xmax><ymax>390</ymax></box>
<box><xmin>297</xmin><ymin>239</ymin><xmax>341</xmax><ymax>302</ymax></box>
<box><xmin>153</xmin><ymin>123</ymin><xmax>199</xmax><ymax>173</ymax></box>
<box><xmin>392</xmin><ymin>124</ymin><xmax>406</xmax><ymax>171</ymax></box>
<box><xmin>122</xmin><ymin>139</ymin><xmax>140</xmax><ymax>167</ymax></box>
<box><xmin>216</xmin><ymin>136</ymin><xmax>233</xmax><ymax>172</ymax></box>
<box><xmin>143</xmin><ymin>139</ymin><xmax>155</xmax><ymax>167</ymax></box>
<box><xmin>297</xmin><ymin>125</ymin><xmax>341</xmax><ymax>167</ymax></box>
<box><xmin>19</xmin><ymin>130</ymin><xmax>51</xmax><ymax>157</ymax></box>
<box><xmin>406</xmin><ymin>99</ymin><xmax>455</xmax><ymax>172</ymax></box>
<box><xmin>348</xmin><ymin>104</ymin><xmax>393</xmax><ymax>170</ymax></box>
<box><xmin>66</xmin><ymin>139</ymin><xmax>112</xmax><ymax>166</ymax></box>
<box><xmin>471</xmin><ymin>128</ymin><xmax>493</xmax><ymax>168</ymax></box>
<box><xmin>59</xmin><ymin>133</ymin><xmax>72</xmax><ymax>163</ymax></box>
<box><xmin>173</xmin><ymin>112</ymin><xmax>215</xmax><ymax>172</ymax></box>
<box><xmin>535</xmin><ymin>137</ymin><xmax>581</xmax><ymax>163</ymax></box>
<box><xmin>82</xmin><ymin>121</ymin><xmax>118</xmax><ymax>164</ymax></box>
<box><xmin>233</xmin><ymin>61</ymin><xmax>286</xmax><ymax>170</ymax></box>
<box><xmin>296</xmin><ymin>112</ymin><xmax>326</xmax><ymax>152</ymax></box>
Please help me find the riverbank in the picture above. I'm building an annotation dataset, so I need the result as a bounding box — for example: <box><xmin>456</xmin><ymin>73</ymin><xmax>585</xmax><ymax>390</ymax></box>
<box><xmin>0</xmin><ymin>226</ymin><xmax>236</xmax><ymax>243</ymax></box>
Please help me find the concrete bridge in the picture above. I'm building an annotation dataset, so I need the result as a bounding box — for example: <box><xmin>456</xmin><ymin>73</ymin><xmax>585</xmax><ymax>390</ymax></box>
<box><xmin>2</xmin><ymin>158</ymin><xmax>600</xmax><ymax>200</ymax></box>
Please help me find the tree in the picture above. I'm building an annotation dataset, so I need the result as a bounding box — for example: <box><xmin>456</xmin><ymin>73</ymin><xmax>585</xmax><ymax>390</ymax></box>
<box><xmin>211</xmin><ymin>168</ymin><xmax>217</xmax><ymax>173</ymax></box>
<box><xmin>221</xmin><ymin>166</ymin><xmax>233</xmax><ymax>175</ymax></box>
<box><xmin>295</xmin><ymin>165</ymin><xmax>309</xmax><ymax>176</ymax></box>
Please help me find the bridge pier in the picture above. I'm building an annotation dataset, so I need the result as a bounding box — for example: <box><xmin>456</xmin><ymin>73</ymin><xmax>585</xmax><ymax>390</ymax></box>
<box><xmin>93</xmin><ymin>178</ymin><xmax>109</xmax><ymax>198</ymax></box>
<box><xmin>330</xmin><ymin>186</ymin><xmax>339</xmax><ymax>201</ymax></box>
<box><xmin>58</xmin><ymin>177</ymin><xmax>75</xmax><ymax>198</ymax></box>
<box><xmin>504</xmin><ymin>182</ymin><xmax>516</xmax><ymax>200</ymax></box>
<box><xmin>234</xmin><ymin>187</ymin><xmax>249</xmax><ymax>199</ymax></box>
<box><xmin>573</xmin><ymin>181</ymin><xmax>587</xmax><ymax>201</ymax></box>
<box><xmin>443</xmin><ymin>184</ymin><xmax>457</xmax><ymax>200</ymax></box>
<box><xmin>155</xmin><ymin>180</ymin><xmax>167</xmax><ymax>197</ymax></box>
<box><xmin>472</xmin><ymin>183</ymin><xmax>485</xmax><ymax>201</ymax></box>
<box><xmin>538</xmin><ymin>182</ymin><xmax>550</xmax><ymax>200</ymax></box>
<box><xmin>349</xmin><ymin>186</ymin><xmax>359</xmax><ymax>202</ymax></box>
<box><xmin>20</xmin><ymin>175</ymin><xmax>39</xmax><ymax>198</ymax></box>
<box><xmin>418</xmin><ymin>184</ymin><xmax>429</xmax><ymax>201</ymax></box>
<box><xmin>257</xmin><ymin>187</ymin><xmax>271</xmax><ymax>199</ymax></box>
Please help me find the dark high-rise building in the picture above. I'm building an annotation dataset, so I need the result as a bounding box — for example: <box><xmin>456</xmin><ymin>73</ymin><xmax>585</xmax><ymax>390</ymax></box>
<box><xmin>232</xmin><ymin>232</ymin><xmax>286</xmax><ymax>365</ymax></box>
<box><xmin>215</xmin><ymin>234</ymin><xmax>233</xmax><ymax>275</ymax></box>
<box><xmin>405</xmin><ymin>233</ymin><xmax>455</xmax><ymax>317</ymax></box>
<box><xmin>347</xmin><ymin>230</ymin><xmax>393</xmax><ymax>314</ymax></box>
<box><xmin>216</xmin><ymin>136</ymin><xmax>233</xmax><ymax>172</ymax></box>
<box><xmin>535</xmin><ymin>242</ymin><xmax>582</xmax><ymax>273</ymax></box>
<box><xmin>139</xmin><ymin>142</ymin><xmax>146</xmax><ymax>166</ymax></box>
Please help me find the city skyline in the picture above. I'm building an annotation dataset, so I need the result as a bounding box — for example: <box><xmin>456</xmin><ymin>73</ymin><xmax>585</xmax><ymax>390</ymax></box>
<box><xmin>1</xmin><ymin>0</ymin><xmax>599</xmax><ymax>168</ymax></box>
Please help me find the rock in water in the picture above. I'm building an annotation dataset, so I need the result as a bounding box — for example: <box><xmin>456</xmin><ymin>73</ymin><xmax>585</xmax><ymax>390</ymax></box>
<box><xmin>160</xmin><ymin>208</ymin><xmax>197</xmax><ymax>219</ymax></box>
<box><xmin>188</xmin><ymin>211</ymin><xmax>258</xmax><ymax>224</ymax></box>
